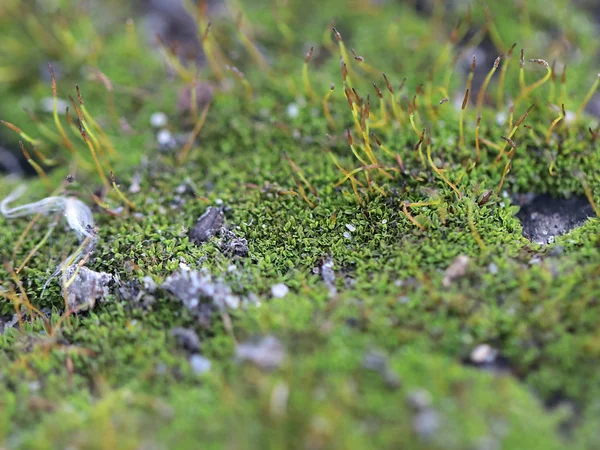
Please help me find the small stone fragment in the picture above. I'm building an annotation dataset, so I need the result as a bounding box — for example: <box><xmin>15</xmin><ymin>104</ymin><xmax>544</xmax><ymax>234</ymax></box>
<box><xmin>470</xmin><ymin>344</ymin><xmax>498</xmax><ymax>365</ymax></box>
<box><xmin>129</xmin><ymin>172</ymin><xmax>142</xmax><ymax>194</ymax></box>
<box><xmin>220</xmin><ymin>228</ymin><xmax>249</xmax><ymax>257</ymax></box>
<box><xmin>171</xmin><ymin>327</ymin><xmax>201</xmax><ymax>353</ymax></box>
<box><xmin>150</xmin><ymin>111</ymin><xmax>168</xmax><ymax>128</ymax></box>
<box><xmin>162</xmin><ymin>268</ymin><xmax>241</xmax><ymax>312</ymax></box>
<box><xmin>236</xmin><ymin>335</ymin><xmax>286</xmax><ymax>370</ymax></box>
<box><xmin>321</xmin><ymin>256</ymin><xmax>337</xmax><ymax>296</ymax></box>
<box><xmin>62</xmin><ymin>265</ymin><xmax>113</xmax><ymax>311</ymax></box>
<box><xmin>157</xmin><ymin>129</ymin><xmax>177</xmax><ymax>151</ymax></box>
<box><xmin>286</xmin><ymin>103</ymin><xmax>300</xmax><ymax>119</ymax></box>
<box><xmin>189</xmin><ymin>354</ymin><xmax>211</xmax><ymax>375</ymax></box>
<box><xmin>413</xmin><ymin>409</ymin><xmax>441</xmax><ymax>438</ymax></box>
<box><xmin>407</xmin><ymin>389</ymin><xmax>432</xmax><ymax>411</ymax></box>
<box><xmin>271</xmin><ymin>283</ymin><xmax>289</xmax><ymax>298</ymax></box>
<box><xmin>189</xmin><ymin>206</ymin><xmax>223</xmax><ymax>244</ymax></box>
<box><xmin>442</xmin><ymin>255</ymin><xmax>470</xmax><ymax>287</ymax></box>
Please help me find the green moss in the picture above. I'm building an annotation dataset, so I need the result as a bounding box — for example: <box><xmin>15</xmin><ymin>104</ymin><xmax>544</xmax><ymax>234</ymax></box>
<box><xmin>1</xmin><ymin>0</ymin><xmax>600</xmax><ymax>448</ymax></box>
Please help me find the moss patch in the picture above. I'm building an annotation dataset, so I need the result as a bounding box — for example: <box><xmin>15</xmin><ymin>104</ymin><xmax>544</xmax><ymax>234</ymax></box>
<box><xmin>1</xmin><ymin>0</ymin><xmax>599</xmax><ymax>448</ymax></box>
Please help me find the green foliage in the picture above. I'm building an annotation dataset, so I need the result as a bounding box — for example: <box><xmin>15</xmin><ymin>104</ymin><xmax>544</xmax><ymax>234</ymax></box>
<box><xmin>0</xmin><ymin>0</ymin><xmax>599</xmax><ymax>448</ymax></box>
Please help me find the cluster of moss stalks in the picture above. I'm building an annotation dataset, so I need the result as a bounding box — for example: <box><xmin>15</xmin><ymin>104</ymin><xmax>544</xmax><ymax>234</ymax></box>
<box><xmin>0</xmin><ymin>0</ymin><xmax>599</xmax><ymax>448</ymax></box>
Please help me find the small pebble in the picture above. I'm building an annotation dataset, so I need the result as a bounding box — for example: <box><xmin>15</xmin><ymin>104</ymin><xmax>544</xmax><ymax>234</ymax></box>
<box><xmin>407</xmin><ymin>389</ymin><xmax>432</xmax><ymax>411</ymax></box>
<box><xmin>189</xmin><ymin>354</ymin><xmax>211</xmax><ymax>375</ymax></box>
<box><xmin>470</xmin><ymin>344</ymin><xmax>498</xmax><ymax>364</ymax></box>
<box><xmin>157</xmin><ymin>129</ymin><xmax>177</xmax><ymax>150</ymax></box>
<box><xmin>271</xmin><ymin>283</ymin><xmax>289</xmax><ymax>298</ymax></box>
<box><xmin>286</xmin><ymin>103</ymin><xmax>300</xmax><ymax>119</ymax></box>
<box><xmin>345</xmin><ymin>224</ymin><xmax>356</xmax><ymax>232</ymax></box>
<box><xmin>150</xmin><ymin>111</ymin><xmax>168</xmax><ymax>128</ymax></box>
<box><xmin>442</xmin><ymin>255</ymin><xmax>470</xmax><ymax>287</ymax></box>
<box><xmin>413</xmin><ymin>409</ymin><xmax>440</xmax><ymax>438</ymax></box>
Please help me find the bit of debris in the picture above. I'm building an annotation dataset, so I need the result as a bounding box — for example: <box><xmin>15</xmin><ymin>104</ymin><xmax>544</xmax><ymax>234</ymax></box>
<box><xmin>162</xmin><ymin>267</ymin><xmax>241</xmax><ymax>328</ymax></box>
<box><xmin>271</xmin><ymin>283</ymin><xmax>289</xmax><ymax>298</ymax></box>
<box><xmin>189</xmin><ymin>354</ymin><xmax>211</xmax><ymax>375</ymax></box>
<box><xmin>219</xmin><ymin>228</ymin><xmax>249</xmax><ymax>257</ymax></box>
<box><xmin>187</xmin><ymin>206</ymin><xmax>249</xmax><ymax>257</ymax></box>
<box><xmin>314</xmin><ymin>256</ymin><xmax>337</xmax><ymax>296</ymax></box>
<box><xmin>119</xmin><ymin>276</ymin><xmax>158</xmax><ymax>308</ymax></box>
<box><xmin>321</xmin><ymin>256</ymin><xmax>337</xmax><ymax>296</ymax></box>
<box><xmin>286</xmin><ymin>103</ymin><xmax>300</xmax><ymax>119</ymax></box>
<box><xmin>189</xmin><ymin>206</ymin><xmax>224</xmax><ymax>244</ymax></box>
<box><xmin>1</xmin><ymin>186</ymin><xmax>99</xmax><ymax>291</ymax></box>
<box><xmin>157</xmin><ymin>129</ymin><xmax>177</xmax><ymax>151</ymax></box>
<box><xmin>466</xmin><ymin>343</ymin><xmax>510</xmax><ymax>374</ymax></box>
<box><xmin>442</xmin><ymin>255</ymin><xmax>470</xmax><ymax>287</ymax></box>
<box><xmin>129</xmin><ymin>172</ymin><xmax>142</xmax><ymax>194</ymax></box>
<box><xmin>362</xmin><ymin>349</ymin><xmax>401</xmax><ymax>389</ymax></box>
<box><xmin>407</xmin><ymin>389</ymin><xmax>441</xmax><ymax>439</ymax></box>
<box><xmin>236</xmin><ymin>335</ymin><xmax>286</xmax><ymax>370</ymax></box>
<box><xmin>62</xmin><ymin>265</ymin><xmax>114</xmax><ymax>311</ymax></box>
<box><xmin>150</xmin><ymin>111</ymin><xmax>168</xmax><ymax>128</ymax></box>
<box><xmin>407</xmin><ymin>389</ymin><xmax>433</xmax><ymax>410</ymax></box>
<box><xmin>413</xmin><ymin>408</ymin><xmax>441</xmax><ymax>438</ymax></box>
<box><xmin>171</xmin><ymin>327</ymin><xmax>201</xmax><ymax>353</ymax></box>
<box><xmin>470</xmin><ymin>344</ymin><xmax>498</xmax><ymax>365</ymax></box>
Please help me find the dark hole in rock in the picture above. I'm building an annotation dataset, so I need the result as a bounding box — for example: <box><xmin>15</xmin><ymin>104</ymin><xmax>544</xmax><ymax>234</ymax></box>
<box><xmin>515</xmin><ymin>193</ymin><xmax>595</xmax><ymax>244</ymax></box>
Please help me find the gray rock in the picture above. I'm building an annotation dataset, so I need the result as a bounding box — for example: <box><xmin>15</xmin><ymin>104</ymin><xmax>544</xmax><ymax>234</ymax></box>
<box><xmin>189</xmin><ymin>354</ymin><xmax>211</xmax><ymax>375</ymax></box>
<box><xmin>62</xmin><ymin>265</ymin><xmax>114</xmax><ymax>311</ymax></box>
<box><xmin>189</xmin><ymin>206</ymin><xmax>223</xmax><ymax>244</ymax></box>
<box><xmin>271</xmin><ymin>283</ymin><xmax>289</xmax><ymax>298</ymax></box>
<box><xmin>171</xmin><ymin>327</ymin><xmax>201</xmax><ymax>353</ymax></box>
<box><xmin>470</xmin><ymin>344</ymin><xmax>498</xmax><ymax>364</ymax></box>
<box><xmin>219</xmin><ymin>228</ymin><xmax>249</xmax><ymax>257</ymax></box>
<box><xmin>162</xmin><ymin>268</ymin><xmax>240</xmax><ymax>311</ymax></box>
<box><xmin>413</xmin><ymin>409</ymin><xmax>441</xmax><ymax>438</ymax></box>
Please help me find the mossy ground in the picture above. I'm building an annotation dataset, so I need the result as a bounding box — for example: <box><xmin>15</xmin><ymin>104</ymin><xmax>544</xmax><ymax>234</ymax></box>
<box><xmin>0</xmin><ymin>0</ymin><xmax>599</xmax><ymax>448</ymax></box>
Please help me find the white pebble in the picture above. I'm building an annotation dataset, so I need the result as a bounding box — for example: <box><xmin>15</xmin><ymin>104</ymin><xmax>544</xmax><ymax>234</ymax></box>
<box><xmin>157</xmin><ymin>129</ymin><xmax>175</xmax><ymax>147</ymax></box>
<box><xmin>286</xmin><ymin>103</ymin><xmax>300</xmax><ymax>119</ymax></box>
<box><xmin>150</xmin><ymin>111</ymin><xmax>168</xmax><ymax>128</ymax></box>
<box><xmin>190</xmin><ymin>354</ymin><xmax>211</xmax><ymax>375</ymax></box>
<box><xmin>470</xmin><ymin>344</ymin><xmax>497</xmax><ymax>364</ymax></box>
<box><xmin>345</xmin><ymin>224</ymin><xmax>356</xmax><ymax>232</ymax></box>
<box><xmin>271</xmin><ymin>283</ymin><xmax>289</xmax><ymax>298</ymax></box>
